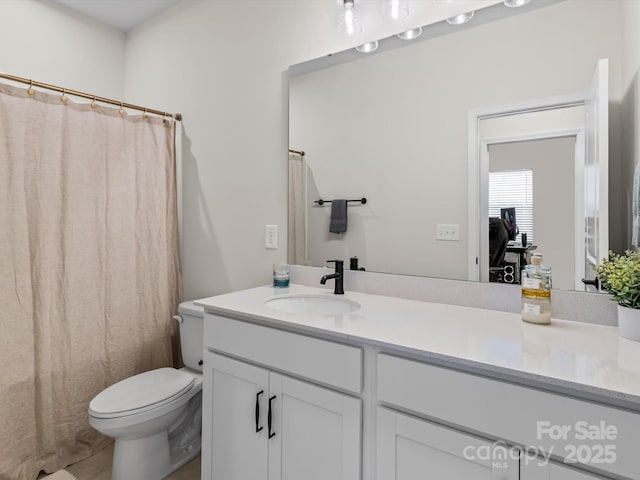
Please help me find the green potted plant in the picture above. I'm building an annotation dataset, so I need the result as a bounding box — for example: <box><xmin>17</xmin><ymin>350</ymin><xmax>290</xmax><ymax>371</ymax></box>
<box><xmin>596</xmin><ymin>250</ymin><xmax>640</xmax><ymax>341</ymax></box>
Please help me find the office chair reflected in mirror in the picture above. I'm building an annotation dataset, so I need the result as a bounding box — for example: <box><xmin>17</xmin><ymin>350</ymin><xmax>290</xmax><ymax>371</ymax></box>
<box><xmin>500</xmin><ymin>207</ymin><xmax>518</xmax><ymax>242</ymax></box>
<box><xmin>489</xmin><ymin>217</ymin><xmax>510</xmax><ymax>283</ymax></box>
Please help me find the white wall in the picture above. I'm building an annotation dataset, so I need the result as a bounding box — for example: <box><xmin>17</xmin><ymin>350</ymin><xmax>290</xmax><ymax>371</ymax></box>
<box><xmin>123</xmin><ymin>1</ymin><xmax>335</xmax><ymax>300</ymax></box>
<box><xmin>290</xmin><ymin>0</ymin><xmax>622</xmax><ymax>281</ymax></box>
<box><xmin>123</xmin><ymin>0</ymin><xmax>500</xmax><ymax>299</ymax></box>
<box><xmin>125</xmin><ymin>0</ymin><xmax>625</xmax><ymax>298</ymax></box>
<box><xmin>0</xmin><ymin>0</ymin><xmax>125</xmax><ymax>99</ymax></box>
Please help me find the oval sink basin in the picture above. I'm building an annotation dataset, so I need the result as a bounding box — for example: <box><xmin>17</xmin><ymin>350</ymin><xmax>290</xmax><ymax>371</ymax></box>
<box><xmin>265</xmin><ymin>294</ymin><xmax>360</xmax><ymax>315</ymax></box>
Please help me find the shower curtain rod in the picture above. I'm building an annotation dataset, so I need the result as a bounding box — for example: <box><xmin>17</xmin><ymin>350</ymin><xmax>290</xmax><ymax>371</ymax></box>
<box><xmin>0</xmin><ymin>72</ymin><xmax>182</xmax><ymax>121</ymax></box>
<box><xmin>289</xmin><ymin>149</ymin><xmax>305</xmax><ymax>156</ymax></box>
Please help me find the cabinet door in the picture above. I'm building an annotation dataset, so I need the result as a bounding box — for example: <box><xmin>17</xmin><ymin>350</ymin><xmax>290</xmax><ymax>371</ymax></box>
<box><xmin>522</xmin><ymin>459</ymin><xmax>610</xmax><ymax>480</ymax></box>
<box><xmin>267</xmin><ymin>373</ymin><xmax>361</xmax><ymax>480</ymax></box>
<box><xmin>202</xmin><ymin>351</ymin><xmax>269</xmax><ymax>480</ymax></box>
<box><xmin>377</xmin><ymin>407</ymin><xmax>518</xmax><ymax>480</ymax></box>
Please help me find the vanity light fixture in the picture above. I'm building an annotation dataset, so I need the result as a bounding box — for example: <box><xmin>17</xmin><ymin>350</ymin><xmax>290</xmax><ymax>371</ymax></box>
<box><xmin>446</xmin><ymin>11</ymin><xmax>475</xmax><ymax>25</ymax></box>
<box><xmin>396</xmin><ymin>27</ymin><xmax>422</xmax><ymax>40</ymax></box>
<box><xmin>356</xmin><ymin>40</ymin><xmax>379</xmax><ymax>53</ymax></box>
<box><xmin>504</xmin><ymin>0</ymin><xmax>531</xmax><ymax>6</ymax></box>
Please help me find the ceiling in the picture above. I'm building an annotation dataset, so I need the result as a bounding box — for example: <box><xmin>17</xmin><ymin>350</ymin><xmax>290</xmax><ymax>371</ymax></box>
<box><xmin>52</xmin><ymin>0</ymin><xmax>182</xmax><ymax>32</ymax></box>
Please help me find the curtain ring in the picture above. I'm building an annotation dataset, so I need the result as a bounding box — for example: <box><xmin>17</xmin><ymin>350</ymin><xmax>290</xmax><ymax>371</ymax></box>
<box><xmin>27</xmin><ymin>79</ymin><xmax>35</xmax><ymax>96</ymax></box>
<box><xmin>143</xmin><ymin>108</ymin><xmax>148</xmax><ymax>120</ymax></box>
<box><xmin>119</xmin><ymin>101</ymin><xmax>125</xmax><ymax>115</ymax></box>
<box><xmin>162</xmin><ymin>113</ymin><xmax>167</xmax><ymax>124</ymax></box>
<box><xmin>60</xmin><ymin>88</ymin><xmax>68</xmax><ymax>103</ymax></box>
<box><xmin>91</xmin><ymin>95</ymin><xmax>97</xmax><ymax>109</ymax></box>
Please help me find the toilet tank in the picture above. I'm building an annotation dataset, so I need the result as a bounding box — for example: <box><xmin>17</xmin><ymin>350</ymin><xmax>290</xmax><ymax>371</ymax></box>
<box><xmin>177</xmin><ymin>301</ymin><xmax>205</xmax><ymax>372</ymax></box>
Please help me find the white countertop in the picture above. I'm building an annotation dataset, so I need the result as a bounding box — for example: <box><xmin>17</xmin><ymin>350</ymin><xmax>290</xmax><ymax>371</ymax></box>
<box><xmin>196</xmin><ymin>284</ymin><xmax>640</xmax><ymax>409</ymax></box>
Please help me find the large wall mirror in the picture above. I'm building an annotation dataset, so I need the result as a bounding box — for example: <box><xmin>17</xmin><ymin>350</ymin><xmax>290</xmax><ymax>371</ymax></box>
<box><xmin>288</xmin><ymin>0</ymin><xmax>630</xmax><ymax>292</ymax></box>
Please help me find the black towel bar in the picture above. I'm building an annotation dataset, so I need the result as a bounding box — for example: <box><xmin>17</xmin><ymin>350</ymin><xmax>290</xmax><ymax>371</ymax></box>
<box><xmin>314</xmin><ymin>198</ymin><xmax>367</xmax><ymax>206</ymax></box>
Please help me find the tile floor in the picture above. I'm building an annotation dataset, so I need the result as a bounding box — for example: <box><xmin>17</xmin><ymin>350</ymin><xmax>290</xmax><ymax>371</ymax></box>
<box><xmin>41</xmin><ymin>443</ymin><xmax>200</xmax><ymax>480</ymax></box>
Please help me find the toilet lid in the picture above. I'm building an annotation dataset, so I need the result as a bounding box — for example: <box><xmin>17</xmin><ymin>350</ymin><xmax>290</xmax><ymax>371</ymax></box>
<box><xmin>89</xmin><ymin>368</ymin><xmax>194</xmax><ymax>416</ymax></box>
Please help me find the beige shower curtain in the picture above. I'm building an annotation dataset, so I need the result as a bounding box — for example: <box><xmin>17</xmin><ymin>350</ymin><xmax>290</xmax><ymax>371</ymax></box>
<box><xmin>0</xmin><ymin>82</ymin><xmax>181</xmax><ymax>479</ymax></box>
<box><xmin>288</xmin><ymin>152</ymin><xmax>306</xmax><ymax>265</ymax></box>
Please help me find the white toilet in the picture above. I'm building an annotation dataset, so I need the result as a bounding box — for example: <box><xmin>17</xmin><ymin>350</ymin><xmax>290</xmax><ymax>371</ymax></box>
<box><xmin>89</xmin><ymin>301</ymin><xmax>204</xmax><ymax>480</ymax></box>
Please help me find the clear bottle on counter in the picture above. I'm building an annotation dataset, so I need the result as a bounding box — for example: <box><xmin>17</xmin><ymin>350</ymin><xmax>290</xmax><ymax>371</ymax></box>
<box><xmin>521</xmin><ymin>254</ymin><xmax>552</xmax><ymax>325</ymax></box>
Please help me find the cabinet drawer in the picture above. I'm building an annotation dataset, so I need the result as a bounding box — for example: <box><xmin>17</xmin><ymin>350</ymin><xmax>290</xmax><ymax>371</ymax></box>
<box><xmin>205</xmin><ymin>314</ymin><xmax>362</xmax><ymax>394</ymax></box>
<box><xmin>378</xmin><ymin>354</ymin><xmax>639</xmax><ymax>479</ymax></box>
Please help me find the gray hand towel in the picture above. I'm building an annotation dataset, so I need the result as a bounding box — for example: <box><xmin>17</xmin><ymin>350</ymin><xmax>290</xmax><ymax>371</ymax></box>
<box><xmin>329</xmin><ymin>199</ymin><xmax>348</xmax><ymax>234</ymax></box>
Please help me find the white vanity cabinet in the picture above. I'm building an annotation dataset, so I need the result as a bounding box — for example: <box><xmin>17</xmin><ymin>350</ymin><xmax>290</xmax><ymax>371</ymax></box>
<box><xmin>267</xmin><ymin>370</ymin><xmax>361</xmax><ymax>480</ymax></box>
<box><xmin>198</xmin><ymin>286</ymin><xmax>640</xmax><ymax>480</ymax></box>
<box><xmin>201</xmin><ymin>351</ymin><xmax>268</xmax><ymax>480</ymax></box>
<box><xmin>201</xmin><ymin>314</ymin><xmax>363</xmax><ymax>480</ymax></box>
<box><xmin>377</xmin><ymin>405</ymin><xmax>610</xmax><ymax>480</ymax></box>
<box><xmin>377</xmin><ymin>354</ymin><xmax>636</xmax><ymax>480</ymax></box>
<box><xmin>377</xmin><ymin>407</ymin><xmax>519</xmax><ymax>479</ymax></box>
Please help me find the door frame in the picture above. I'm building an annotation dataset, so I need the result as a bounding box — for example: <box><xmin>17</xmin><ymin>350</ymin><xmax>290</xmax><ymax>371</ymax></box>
<box><xmin>478</xmin><ymin>129</ymin><xmax>585</xmax><ymax>289</ymax></box>
<box><xmin>467</xmin><ymin>93</ymin><xmax>586</xmax><ymax>283</ymax></box>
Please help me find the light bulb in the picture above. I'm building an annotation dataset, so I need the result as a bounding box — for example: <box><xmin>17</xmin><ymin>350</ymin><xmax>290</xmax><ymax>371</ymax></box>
<box><xmin>356</xmin><ymin>41</ymin><xmax>378</xmax><ymax>53</ymax></box>
<box><xmin>504</xmin><ymin>0</ymin><xmax>531</xmax><ymax>7</ymax></box>
<box><xmin>446</xmin><ymin>11</ymin><xmax>474</xmax><ymax>25</ymax></box>
<box><xmin>396</xmin><ymin>27</ymin><xmax>422</xmax><ymax>40</ymax></box>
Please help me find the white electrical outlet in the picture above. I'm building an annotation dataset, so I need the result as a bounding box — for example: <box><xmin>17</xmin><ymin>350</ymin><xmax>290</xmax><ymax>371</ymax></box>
<box><xmin>436</xmin><ymin>224</ymin><xmax>460</xmax><ymax>241</ymax></box>
<box><xmin>265</xmin><ymin>225</ymin><xmax>278</xmax><ymax>249</ymax></box>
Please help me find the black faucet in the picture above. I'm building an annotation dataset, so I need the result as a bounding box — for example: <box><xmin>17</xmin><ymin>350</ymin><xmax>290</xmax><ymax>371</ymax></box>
<box><xmin>320</xmin><ymin>259</ymin><xmax>344</xmax><ymax>295</ymax></box>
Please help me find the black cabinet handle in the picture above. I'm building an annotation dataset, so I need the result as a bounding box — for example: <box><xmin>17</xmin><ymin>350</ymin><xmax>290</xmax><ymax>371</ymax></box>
<box><xmin>255</xmin><ymin>390</ymin><xmax>264</xmax><ymax>433</ymax></box>
<box><xmin>268</xmin><ymin>395</ymin><xmax>276</xmax><ymax>439</ymax></box>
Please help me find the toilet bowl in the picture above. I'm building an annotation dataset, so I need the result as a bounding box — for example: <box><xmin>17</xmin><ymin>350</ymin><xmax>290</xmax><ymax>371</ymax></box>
<box><xmin>88</xmin><ymin>301</ymin><xmax>204</xmax><ymax>480</ymax></box>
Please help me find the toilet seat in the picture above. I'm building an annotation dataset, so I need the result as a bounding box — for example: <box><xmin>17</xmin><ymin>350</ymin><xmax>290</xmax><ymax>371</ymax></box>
<box><xmin>89</xmin><ymin>368</ymin><xmax>195</xmax><ymax>419</ymax></box>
